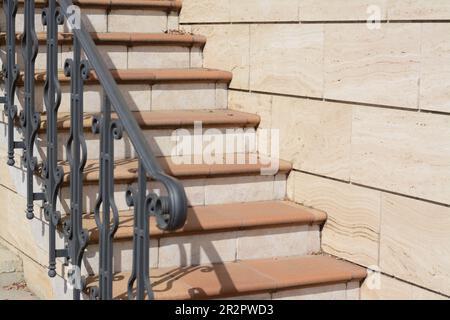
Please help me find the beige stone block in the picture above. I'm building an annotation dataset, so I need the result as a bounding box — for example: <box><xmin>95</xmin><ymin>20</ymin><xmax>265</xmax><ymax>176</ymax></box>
<box><xmin>62</xmin><ymin>45</ymin><xmax>128</xmax><ymax>69</ymax></box>
<box><xmin>273</xmin><ymin>174</ymin><xmax>287</xmax><ymax>200</ymax></box>
<box><xmin>205</xmin><ymin>175</ymin><xmax>275</xmax><ymax>205</ymax></box>
<box><xmin>286</xmin><ymin>171</ymin><xmax>295</xmax><ymax>201</ymax></box>
<box><xmin>215</xmin><ymin>83</ymin><xmax>228</xmax><ymax>109</ymax></box>
<box><xmin>361</xmin><ymin>274</ymin><xmax>448</xmax><ymax>300</ymax></box>
<box><xmin>237</xmin><ymin>225</ymin><xmax>320</xmax><ymax>261</ymax></box>
<box><xmin>83</xmin><ymin>240</ymin><xmax>158</xmax><ymax>275</ymax></box>
<box><xmin>190</xmin><ymin>47</ymin><xmax>203</xmax><ymax>68</ymax></box>
<box><xmin>299</xmin><ymin>0</ymin><xmax>388</xmax><ymax>21</ymax></box>
<box><xmin>158</xmin><ymin>232</ymin><xmax>237</xmax><ymax>268</ymax></box>
<box><xmin>73</xmin><ymin>9</ymin><xmax>108</xmax><ymax>33</ymax></box>
<box><xmin>180</xmin><ymin>0</ymin><xmax>230</xmax><ymax>23</ymax></box>
<box><xmin>380</xmin><ymin>193</ymin><xmax>450</xmax><ymax>296</ymax></box>
<box><xmin>167</xmin><ymin>12</ymin><xmax>179</xmax><ymax>31</ymax></box>
<box><xmin>148</xmin><ymin>178</ymin><xmax>206</xmax><ymax>207</ymax></box>
<box><xmin>229</xmin><ymin>90</ymin><xmax>272</xmax><ymax>128</ymax></box>
<box><xmin>250</xmin><ymin>24</ymin><xmax>324</xmax><ymax>97</ymax></box>
<box><xmin>351</xmin><ymin>107</ymin><xmax>450</xmax><ymax>204</ymax></box>
<box><xmin>108</xmin><ymin>10</ymin><xmax>167</xmax><ymax>33</ymax></box>
<box><xmin>174</xmin><ymin>127</ymin><xmax>258</xmax><ymax>157</ymax></box>
<box><xmin>230</xmin><ymin>0</ymin><xmax>299</xmax><ymax>22</ymax></box>
<box><xmin>387</xmin><ymin>0</ymin><xmax>450</xmax><ymax>20</ymax></box>
<box><xmin>151</xmin><ymin>83</ymin><xmax>217</xmax><ymax>110</ymax></box>
<box><xmin>11</xmin><ymin>45</ymin><xmax>53</xmax><ymax>70</ymax></box>
<box><xmin>21</xmin><ymin>254</ymin><xmax>56</xmax><ymax>300</ymax></box>
<box><xmin>420</xmin><ymin>23</ymin><xmax>450</xmax><ymax>113</ymax></box>
<box><xmin>0</xmin><ymin>186</ymin><xmax>49</xmax><ymax>269</ymax></box>
<box><xmin>191</xmin><ymin>25</ymin><xmax>249</xmax><ymax>89</ymax></box>
<box><xmin>128</xmin><ymin>46</ymin><xmax>190</xmax><ymax>69</ymax></box>
<box><xmin>294</xmin><ymin>172</ymin><xmax>381</xmax><ymax>267</ymax></box>
<box><xmin>324</xmin><ymin>24</ymin><xmax>420</xmax><ymax>108</ymax></box>
<box><xmin>273</xmin><ymin>283</ymin><xmax>347</xmax><ymax>300</ymax></box>
<box><xmin>7</xmin><ymin>9</ymin><xmax>43</xmax><ymax>33</ymax></box>
<box><xmin>58</xmin><ymin>184</ymin><xmax>129</xmax><ymax>214</ymax></box>
<box><xmin>346</xmin><ymin>281</ymin><xmax>361</xmax><ymax>300</ymax></box>
<box><xmin>271</xmin><ymin>96</ymin><xmax>352</xmax><ymax>180</ymax></box>
<box><xmin>120</xmin><ymin>84</ymin><xmax>152</xmax><ymax>111</ymax></box>
<box><xmin>219</xmin><ymin>293</ymin><xmax>271</xmax><ymax>300</ymax></box>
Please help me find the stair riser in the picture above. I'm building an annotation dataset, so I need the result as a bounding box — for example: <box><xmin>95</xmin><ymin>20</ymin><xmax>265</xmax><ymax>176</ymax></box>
<box><xmin>1</xmin><ymin>8</ymin><xmax>179</xmax><ymax>34</ymax></box>
<box><xmin>85</xmin><ymin>224</ymin><xmax>320</xmax><ymax>273</ymax></box>
<box><xmin>0</xmin><ymin>122</ymin><xmax>258</xmax><ymax>161</ymax></box>
<box><xmin>10</xmin><ymin>82</ymin><xmax>228</xmax><ymax>112</ymax></box>
<box><xmin>27</xmin><ymin>214</ymin><xmax>320</xmax><ymax>274</ymax></box>
<box><xmin>35</xmin><ymin>127</ymin><xmax>258</xmax><ymax>161</ymax></box>
<box><xmin>1</xmin><ymin>44</ymin><xmax>203</xmax><ymax>70</ymax></box>
<box><xmin>57</xmin><ymin>174</ymin><xmax>287</xmax><ymax>213</ymax></box>
<box><xmin>1</xmin><ymin>162</ymin><xmax>287</xmax><ymax>212</ymax></box>
<box><xmin>218</xmin><ymin>282</ymin><xmax>361</xmax><ymax>300</ymax></box>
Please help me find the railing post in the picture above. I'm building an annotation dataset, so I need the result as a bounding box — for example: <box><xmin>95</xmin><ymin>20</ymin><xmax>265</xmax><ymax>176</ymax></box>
<box><xmin>2</xmin><ymin>0</ymin><xmax>23</xmax><ymax>166</ymax></box>
<box><xmin>42</xmin><ymin>0</ymin><xmax>67</xmax><ymax>278</ymax></box>
<box><xmin>126</xmin><ymin>162</ymin><xmax>156</xmax><ymax>300</ymax></box>
<box><xmin>21</xmin><ymin>0</ymin><xmax>44</xmax><ymax>220</ymax></box>
<box><xmin>63</xmin><ymin>37</ymin><xmax>90</xmax><ymax>300</ymax></box>
<box><xmin>90</xmin><ymin>94</ymin><xmax>122</xmax><ymax>300</ymax></box>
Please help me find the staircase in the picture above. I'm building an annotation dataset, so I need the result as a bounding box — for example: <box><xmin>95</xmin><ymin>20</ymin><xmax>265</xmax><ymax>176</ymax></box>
<box><xmin>0</xmin><ymin>0</ymin><xmax>366</xmax><ymax>300</ymax></box>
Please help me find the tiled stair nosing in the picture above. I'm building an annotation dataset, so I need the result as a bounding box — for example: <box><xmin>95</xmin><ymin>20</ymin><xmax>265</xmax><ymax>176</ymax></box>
<box><xmin>15</xmin><ymin>68</ymin><xmax>233</xmax><ymax>85</ymax></box>
<box><xmin>53</xmin><ymin>156</ymin><xmax>293</xmax><ymax>186</ymax></box>
<box><xmin>37</xmin><ymin>110</ymin><xmax>261</xmax><ymax>133</ymax></box>
<box><xmin>0</xmin><ymin>32</ymin><xmax>206</xmax><ymax>47</ymax></box>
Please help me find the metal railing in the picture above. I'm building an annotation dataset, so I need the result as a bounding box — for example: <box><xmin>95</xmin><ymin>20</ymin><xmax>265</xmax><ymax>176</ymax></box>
<box><xmin>1</xmin><ymin>0</ymin><xmax>188</xmax><ymax>300</ymax></box>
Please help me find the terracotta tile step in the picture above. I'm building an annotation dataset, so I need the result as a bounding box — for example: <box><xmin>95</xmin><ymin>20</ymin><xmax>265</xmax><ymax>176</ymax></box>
<box><xmin>3</xmin><ymin>0</ymin><xmax>182</xmax><ymax>11</ymax></box>
<box><xmin>0</xmin><ymin>32</ymin><xmax>206</xmax><ymax>47</ymax></box>
<box><xmin>54</xmin><ymin>156</ymin><xmax>293</xmax><ymax>185</ymax></box>
<box><xmin>85</xmin><ymin>255</ymin><xmax>367</xmax><ymax>300</ymax></box>
<box><xmin>38</xmin><ymin>109</ymin><xmax>260</xmax><ymax>133</ymax></box>
<box><xmin>16</xmin><ymin>68</ymin><xmax>233</xmax><ymax>85</ymax></box>
<box><xmin>82</xmin><ymin>200</ymin><xmax>327</xmax><ymax>243</ymax></box>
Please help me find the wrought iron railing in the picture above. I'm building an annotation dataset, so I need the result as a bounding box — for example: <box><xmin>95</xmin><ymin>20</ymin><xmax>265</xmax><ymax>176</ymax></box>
<box><xmin>1</xmin><ymin>0</ymin><xmax>188</xmax><ymax>300</ymax></box>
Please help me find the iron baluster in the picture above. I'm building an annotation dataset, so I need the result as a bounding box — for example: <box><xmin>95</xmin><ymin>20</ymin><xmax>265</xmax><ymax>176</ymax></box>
<box><xmin>90</xmin><ymin>94</ymin><xmax>122</xmax><ymax>300</ymax></box>
<box><xmin>21</xmin><ymin>0</ymin><xmax>44</xmax><ymax>220</ymax></box>
<box><xmin>2</xmin><ymin>0</ymin><xmax>23</xmax><ymax>166</ymax></box>
<box><xmin>42</xmin><ymin>0</ymin><xmax>66</xmax><ymax>278</ymax></box>
<box><xmin>125</xmin><ymin>161</ymin><xmax>155</xmax><ymax>300</ymax></box>
<box><xmin>63</xmin><ymin>37</ymin><xmax>90</xmax><ymax>300</ymax></box>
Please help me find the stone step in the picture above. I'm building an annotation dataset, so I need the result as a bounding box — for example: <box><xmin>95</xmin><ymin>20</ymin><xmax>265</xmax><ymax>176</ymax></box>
<box><xmin>2</xmin><ymin>110</ymin><xmax>260</xmax><ymax>160</ymax></box>
<box><xmin>2</xmin><ymin>154</ymin><xmax>289</xmax><ymax>212</ymax></box>
<box><xmin>79</xmin><ymin>201</ymin><xmax>325</xmax><ymax>270</ymax></box>
<box><xmin>0</xmin><ymin>0</ymin><xmax>182</xmax><ymax>33</ymax></box>
<box><xmin>24</xmin><ymin>200</ymin><xmax>322</xmax><ymax>276</ymax></box>
<box><xmin>57</xmin><ymin>155</ymin><xmax>292</xmax><ymax>186</ymax></box>
<box><xmin>83</xmin><ymin>200</ymin><xmax>326</xmax><ymax>242</ymax></box>
<box><xmin>33</xmin><ymin>109</ymin><xmax>261</xmax><ymax>160</ymax></box>
<box><xmin>12</xmin><ymin>68</ymin><xmax>232</xmax><ymax>112</ymax></box>
<box><xmin>84</xmin><ymin>255</ymin><xmax>366</xmax><ymax>300</ymax></box>
<box><xmin>0</xmin><ymin>32</ymin><xmax>206</xmax><ymax>69</ymax></box>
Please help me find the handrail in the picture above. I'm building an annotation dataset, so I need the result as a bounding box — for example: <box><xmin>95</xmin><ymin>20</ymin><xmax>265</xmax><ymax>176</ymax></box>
<box><xmin>1</xmin><ymin>0</ymin><xmax>188</xmax><ymax>300</ymax></box>
<box><xmin>58</xmin><ymin>0</ymin><xmax>188</xmax><ymax>232</ymax></box>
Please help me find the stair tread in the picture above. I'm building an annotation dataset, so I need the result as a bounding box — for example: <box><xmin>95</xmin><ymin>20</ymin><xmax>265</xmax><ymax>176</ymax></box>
<box><xmin>7</xmin><ymin>0</ymin><xmax>182</xmax><ymax>10</ymax></box>
<box><xmin>19</xmin><ymin>68</ymin><xmax>233</xmax><ymax>84</ymax></box>
<box><xmin>39</xmin><ymin>109</ymin><xmax>260</xmax><ymax>132</ymax></box>
<box><xmin>57</xmin><ymin>155</ymin><xmax>292</xmax><ymax>184</ymax></box>
<box><xmin>85</xmin><ymin>255</ymin><xmax>366</xmax><ymax>300</ymax></box>
<box><xmin>1</xmin><ymin>32</ymin><xmax>206</xmax><ymax>47</ymax></box>
<box><xmin>83</xmin><ymin>200</ymin><xmax>327</xmax><ymax>242</ymax></box>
